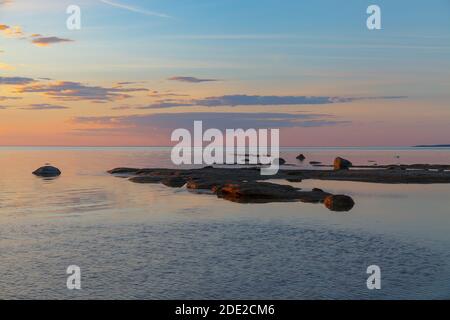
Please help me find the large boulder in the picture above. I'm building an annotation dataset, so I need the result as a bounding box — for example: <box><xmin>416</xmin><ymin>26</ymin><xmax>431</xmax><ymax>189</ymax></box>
<box><xmin>334</xmin><ymin>157</ymin><xmax>353</xmax><ymax>170</ymax></box>
<box><xmin>324</xmin><ymin>195</ymin><xmax>355</xmax><ymax>212</ymax></box>
<box><xmin>32</xmin><ymin>165</ymin><xmax>61</xmax><ymax>177</ymax></box>
<box><xmin>217</xmin><ymin>181</ymin><xmax>301</xmax><ymax>203</ymax></box>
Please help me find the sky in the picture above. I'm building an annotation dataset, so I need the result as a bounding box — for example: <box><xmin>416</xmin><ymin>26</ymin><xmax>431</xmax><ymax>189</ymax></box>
<box><xmin>0</xmin><ymin>0</ymin><xmax>449</xmax><ymax>146</ymax></box>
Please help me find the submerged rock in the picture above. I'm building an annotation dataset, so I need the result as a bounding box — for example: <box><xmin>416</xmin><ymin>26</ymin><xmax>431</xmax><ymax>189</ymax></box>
<box><xmin>334</xmin><ymin>157</ymin><xmax>353</xmax><ymax>170</ymax></box>
<box><xmin>32</xmin><ymin>165</ymin><xmax>61</xmax><ymax>177</ymax></box>
<box><xmin>323</xmin><ymin>195</ymin><xmax>355</xmax><ymax>212</ymax></box>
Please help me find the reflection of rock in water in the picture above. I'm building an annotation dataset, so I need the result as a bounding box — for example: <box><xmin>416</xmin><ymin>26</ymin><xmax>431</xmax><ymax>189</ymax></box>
<box><xmin>324</xmin><ymin>195</ymin><xmax>355</xmax><ymax>212</ymax></box>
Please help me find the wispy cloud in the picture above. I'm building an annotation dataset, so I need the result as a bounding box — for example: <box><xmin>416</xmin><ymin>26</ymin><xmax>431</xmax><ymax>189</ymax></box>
<box><xmin>0</xmin><ymin>62</ymin><xmax>14</xmax><ymax>70</ymax></box>
<box><xmin>32</xmin><ymin>36</ymin><xmax>73</xmax><ymax>47</ymax></box>
<box><xmin>140</xmin><ymin>94</ymin><xmax>407</xmax><ymax>109</ymax></box>
<box><xmin>168</xmin><ymin>76</ymin><xmax>220</xmax><ymax>83</ymax></box>
<box><xmin>0</xmin><ymin>24</ymin><xmax>24</xmax><ymax>38</ymax></box>
<box><xmin>19</xmin><ymin>103</ymin><xmax>69</xmax><ymax>110</ymax></box>
<box><xmin>1</xmin><ymin>23</ymin><xmax>73</xmax><ymax>47</ymax></box>
<box><xmin>0</xmin><ymin>95</ymin><xmax>21</xmax><ymax>101</ymax></box>
<box><xmin>17</xmin><ymin>80</ymin><xmax>148</xmax><ymax>102</ymax></box>
<box><xmin>99</xmin><ymin>0</ymin><xmax>171</xmax><ymax>18</ymax></box>
<box><xmin>0</xmin><ymin>76</ymin><xmax>35</xmax><ymax>85</ymax></box>
<box><xmin>72</xmin><ymin>112</ymin><xmax>349</xmax><ymax>137</ymax></box>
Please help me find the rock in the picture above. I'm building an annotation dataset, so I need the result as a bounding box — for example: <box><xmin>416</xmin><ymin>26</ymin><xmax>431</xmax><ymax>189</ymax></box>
<box><xmin>323</xmin><ymin>195</ymin><xmax>355</xmax><ymax>212</ymax></box>
<box><xmin>108</xmin><ymin>167</ymin><xmax>140</xmax><ymax>174</ymax></box>
<box><xmin>286</xmin><ymin>178</ymin><xmax>302</xmax><ymax>182</ymax></box>
<box><xmin>186</xmin><ymin>178</ymin><xmax>225</xmax><ymax>191</ymax></box>
<box><xmin>333</xmin><ymin>157</ymin><xmax>353</xmax><ymax>170</ymax></box>
<box><xmin>273</xmin><ymin>158</ymin><xmax>286</xmax><ymax>165</ymax></box>
<box><xmin>217</xmin><ymin>181</ymin><xmax>301</xmax><ymax>203</ymax></box>
<box><xmin>32</xmin><ymin>166</ymin><xmax>61</xmax><ymax>177</ymax></box>
<box><xmin>309</xmin><ymin>161</ymin><xmax>322</xmax><ymax>165</ymax></box>
<box><xmin>129</xmin><ymin>176</ymin><xmax>163</xmax><ymax>184</ymax></box>
<box><xmin>296</xmin><ymin>154</ymin><xmax>306</xmax><ymax>161</ymax></box>
<box><xmin>312</xmin><ymin>188</ymin><xmax>324</xmax><ymax>192</ymax></box>
<box><xmin>162</xmin><ymin>177</ymin><xmax>187</xmax><ymax>188</ymax></box>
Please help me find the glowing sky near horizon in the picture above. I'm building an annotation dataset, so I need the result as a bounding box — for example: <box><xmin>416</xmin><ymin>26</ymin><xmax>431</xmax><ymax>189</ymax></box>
<box><xmin>0</xmin><ymin>0</ymin><xmax>449</xmax><ymax>146</ymax></box>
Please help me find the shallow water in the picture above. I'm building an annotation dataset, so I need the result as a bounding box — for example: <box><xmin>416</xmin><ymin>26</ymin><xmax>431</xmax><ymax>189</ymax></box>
<box><xmin>0</xmin><ymin>147</ymin><xmax>450</xmax><ymax>299</ymax></box>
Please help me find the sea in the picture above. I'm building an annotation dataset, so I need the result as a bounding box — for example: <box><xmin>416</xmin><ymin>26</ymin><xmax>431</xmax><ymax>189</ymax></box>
<box><xmin>0</xmin><ymin>146</ymin><xmax>449</xmax><ymax>299</ymax></box>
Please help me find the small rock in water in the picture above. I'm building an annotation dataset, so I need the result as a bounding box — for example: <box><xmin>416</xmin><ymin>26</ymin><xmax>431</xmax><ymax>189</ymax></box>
<box><xmin>309</xmin><ymin>161</ymin><xmax>322</xmax><ymax>165</ymax></box>
<box><xmin>32</xmin><ymin>165</ymin><xmax>61</xmax><ymax>177</ymax></box>
<box><xmin>273</xmin><ymin>158</ymin><xmax>286</xmax><ymax>165</ymax></box>
<box><xmin>333</xmin><ymin>157</ymin><xmax>352</xmax><ymax>170</ymax></box>
<box><xmin>324</xmin><ymin>195</ymin><xmax>355</xmax><ymax>212</ymax></box>
<box><xmin>296</xmin><ymin>154</ymin><xmax>306</xmax><ymax>161</ymax></box>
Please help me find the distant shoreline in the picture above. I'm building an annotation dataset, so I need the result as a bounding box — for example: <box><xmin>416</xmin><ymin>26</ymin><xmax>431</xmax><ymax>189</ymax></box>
<box><xmin>414</xmin><ymin>144</ymin><xmax>450</xmax><ymax>148</ymax></box>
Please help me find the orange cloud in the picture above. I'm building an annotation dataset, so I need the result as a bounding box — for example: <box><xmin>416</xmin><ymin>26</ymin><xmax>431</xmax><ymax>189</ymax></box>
<box><xmin>0</xmin><ymin>24</ymin><xmax>24</xmax><ymax>38</ymax></box>
<box><xmin>0</xmin><ymin>23</ymin><xmax>73</xmax><ymax>47</ymax></box>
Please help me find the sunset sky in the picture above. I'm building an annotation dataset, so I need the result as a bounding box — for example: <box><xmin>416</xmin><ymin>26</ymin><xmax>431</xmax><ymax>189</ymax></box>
<box><xmin>1</xmin><ymin>0</ymin><xmax>449</xmax><ymax>146</ymax></box>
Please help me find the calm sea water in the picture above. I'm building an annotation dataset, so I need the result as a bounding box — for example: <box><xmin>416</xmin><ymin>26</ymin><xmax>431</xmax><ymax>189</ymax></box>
<box><xmin>0</xmin><ymin>147</ymin><xmax>450</xmax><ymax>299</ymax></box>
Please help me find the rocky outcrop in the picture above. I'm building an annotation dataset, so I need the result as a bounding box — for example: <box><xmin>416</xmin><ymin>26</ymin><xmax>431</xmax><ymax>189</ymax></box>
<box><xmin>108</xmin><ymin>165</ymin><xmax>450</xmax><ymax>209</ymax></box>
<box><xmin>32</xmin><ymin>166</ymin><xmax>61</xmax><ymax>177</ymax></box>
<box><xmin>333</xmin><ymin>157</ymin><xmax>353</xmax><ymax>170</ymax></box>
<box><xmin>324</xmin><ymin>195</ymin><xmax>355</xmax><ymax>212</ymax></box>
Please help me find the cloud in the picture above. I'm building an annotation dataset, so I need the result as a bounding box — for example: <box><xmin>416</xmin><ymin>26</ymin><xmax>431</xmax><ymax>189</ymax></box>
<box><xmin>99</xmin><ymin>0</ymin><xmax>171</xmax><ymax>18</ymax></box>
<box><xmin>168</xmin><ymin>76</ymin><xmax>220</xmax><ymax>83</ymax></box>
<box><xmin>32</xmin><ymin>36</ymin><xmax>73</xmax><ymax>47</ymax></box>
<box><xmin>0</xmin><ymin>62</ymin><xmax>14</xmax><ymax>70</ymax></box>
<box><xmin>0</xmin><ymin>24</ymin><xmax>24</xmax><ymax>38</ymax></box>
<box><xmin>72</xmin><ymin>111</ymin><xmax>349</xmax><ymax>137</ymax></box>
<box><xmin>0</xmin><ymin>76</ymin><xmax>35</xmax><ymax>85</ymax></box>
<box><xmin>20</xmin><ymin>103</ymin><xmax>69</xmax><ymax>110</ymax></box>
<box><xmin>1</xmin><ymin>23</ymin><xmax>73</xmax><ymax>47</ymax></box>
<box><xmin>0</xmin><ymin>95</ymin><xmax>21</xmax><ymax>101</ymax></box>
<box><xmin>18</xmin><ymin>81</ymin><xmax>148</xmax><ymax>102</ymax></box>
<box><xmin>139</xmin><ymin>94</ymin><xmax>407</xmax><ymax>109</ymax></box>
